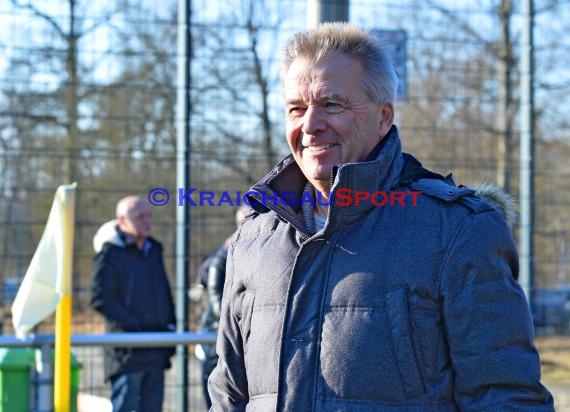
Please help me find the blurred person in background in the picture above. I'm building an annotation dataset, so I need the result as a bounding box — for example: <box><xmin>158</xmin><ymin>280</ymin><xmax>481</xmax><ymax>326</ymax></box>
<box><xmin>197</xmin><ymin>206</ymin><xmax>249</xmax><ymax>410</ymax></box>
<box><xmin>91</xmin><ymin>195</ymin><xmax>176</xmax><ymax>412</ymax></box>
<box><xmin>207</xmin><ymin>23</ymin><xmax>553</xmax><ymax>411</ymax></box>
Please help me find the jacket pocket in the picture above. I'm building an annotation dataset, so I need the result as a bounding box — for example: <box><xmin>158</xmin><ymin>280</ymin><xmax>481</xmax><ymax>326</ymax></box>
<box><xmin>243</xmin><ymin>301</ymin><xmax>282</xmax><ymax>397</ymax></box>
<box><xmin>238</xmin><ymin>290</ymin><xmax>255</xmax><ymax>355</ymax></box>
<box><xmin>385</xmin><ymin>287</ymin><xmax>426</xmax><ymax>398</ymax></box>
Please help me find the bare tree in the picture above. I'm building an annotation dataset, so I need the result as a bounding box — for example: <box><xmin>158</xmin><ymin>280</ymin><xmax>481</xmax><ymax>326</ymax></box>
<box><xmin>0</xmin><ymin>0</ymin><xmax>154</xmax><ymax>310</ymax></box>
<box><xmin>10</xmin><ymin>0</ymin><xmax>116</xmax><ymax>183</ymax></box>
<box><xmin>192</xmin><ymin>0</ymin><xmax>289</xmax><ymax>185</ymax></box>
<box><xmin>421</xmin><ymin>0</ymin><xmax>516</xmax><ymax>191</ymax></box>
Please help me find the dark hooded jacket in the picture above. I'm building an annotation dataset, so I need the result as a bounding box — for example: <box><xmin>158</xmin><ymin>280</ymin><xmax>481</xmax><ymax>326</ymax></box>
<box><xmin>90</xmin><ymin>221</ymin><xmax>176</xmax><ymax>380</ymax></box>
<box><xmin>208</xmin><ymin>126</ymin><xmax>553</xmax><ymax>411</ymax></box>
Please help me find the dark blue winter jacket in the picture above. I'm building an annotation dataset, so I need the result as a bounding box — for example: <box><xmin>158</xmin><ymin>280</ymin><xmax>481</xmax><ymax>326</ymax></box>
<box><xmin>91</xmin><ymin>224</ymin><xmax>176</xmax><ymax>381</ymax></box>
<box><xmin>208</xmin><ymin>126</ymin><xmax>554</xmax><ymax>411</ymax></box>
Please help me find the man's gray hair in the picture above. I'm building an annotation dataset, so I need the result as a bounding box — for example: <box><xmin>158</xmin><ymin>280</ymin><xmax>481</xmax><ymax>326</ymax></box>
<box><xmin>116</xmin><ymin>195</ymin><xmax>143</xmax><ymax>218</ymax></box>
<box><xmin>281</xmin><ymin>22</ymin><xmax>398</xmax><ymax>104</ymax></box>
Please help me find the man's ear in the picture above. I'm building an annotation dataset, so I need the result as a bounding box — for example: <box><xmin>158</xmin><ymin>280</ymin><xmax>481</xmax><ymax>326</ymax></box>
<box><xmin>379</xmin><ymin>103</ymin><xmax>394</xmax><ymax>137</ymax></box>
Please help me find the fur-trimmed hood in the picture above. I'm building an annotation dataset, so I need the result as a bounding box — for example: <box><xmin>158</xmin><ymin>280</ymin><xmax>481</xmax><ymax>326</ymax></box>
<box><xmin>93</xmin><ymin>220</ymin><xmax>124</xmax><ymax>253</ymax></box>
<box><xmin>474</xmin><ymin>183</ymin><xmax>518</xmax><ymax>230</ymax></box>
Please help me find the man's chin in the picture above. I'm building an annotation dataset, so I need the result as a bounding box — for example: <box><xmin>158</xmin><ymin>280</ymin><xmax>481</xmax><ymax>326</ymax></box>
<box><xmin>139</xmin><ymin>231</ymin><xmax>151</xmax><ymax>239</ymax></box>
<box><xmin>303</xmin><ymin>165</ymin><xmax>334</xmax><ymax>181</ymax></box>
<box><xmin>306</xmin><ymin>174</ymin><xmax>333</xmax><ymax>192</ymax></box>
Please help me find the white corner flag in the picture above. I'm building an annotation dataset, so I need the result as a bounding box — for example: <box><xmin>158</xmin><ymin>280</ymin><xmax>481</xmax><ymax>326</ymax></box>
<box><xmin>11</xmin><ymin>183</ymin><xmax>77</xmax><ymax>338</ymax></box>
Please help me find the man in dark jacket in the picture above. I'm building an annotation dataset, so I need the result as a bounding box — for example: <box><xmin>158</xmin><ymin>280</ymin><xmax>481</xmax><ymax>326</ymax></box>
<box><xmin>207</xmin><ymin>23</ymin><xmax>554</xmax><ymax>411</ymax></box>
<box><xmin>91</xmin><ymin>195</ymin><xmax>176</xmax><ymax>412</ymax></box>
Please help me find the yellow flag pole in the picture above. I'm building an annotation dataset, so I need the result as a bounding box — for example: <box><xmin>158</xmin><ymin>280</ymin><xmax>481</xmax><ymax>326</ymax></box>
<box><xmin>54</xmin><ymin>183</ymin><xmax>77</xmax><ymax>412</ymax></box>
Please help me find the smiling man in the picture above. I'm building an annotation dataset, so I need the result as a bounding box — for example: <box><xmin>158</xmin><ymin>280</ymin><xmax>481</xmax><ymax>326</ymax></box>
<box><xmin>208</xmin><ymin>23</ymin><xmax>553</xmax><ymax>411</ymax></box>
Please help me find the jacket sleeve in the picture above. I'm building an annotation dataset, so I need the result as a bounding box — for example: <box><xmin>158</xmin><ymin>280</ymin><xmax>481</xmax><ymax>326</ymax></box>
<box><xmin>156</xmin><ymin>245</ymin><xmax>177</xmax><ymax>331</ymax></box>
<box><xmin>207</xmin><ymin>252</ymin><xmax>227</xmax><ymax>320</ymax></box>
<box><xmin>207</xmin><ymin>243</ymin><xmax>249</xmax><ymax>412</ymax></box>
<box><xmin>90</xmin><ymin>249</ymin><xmax>143</xmax><ymax>332</ymax></box>
<box><xmin>440</xmin><ymin>209</ymin><xmax>554</xmax><ymax>411</ymax></box>
<box><xmin>165</xmin><ymin>279</ymin><xmax>177</xmax><ymax>330</ymax></box>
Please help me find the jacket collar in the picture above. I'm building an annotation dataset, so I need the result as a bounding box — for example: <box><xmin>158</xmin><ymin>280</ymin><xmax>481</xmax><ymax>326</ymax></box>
<box><xmin>93</xmin><ymin>220</ymin><xmax>123</xmax><ymax>253</ymax></box>
<box><xmin>92</xmin><ymin>219</ymin><xmax>152</xmax><ymax>255</ymax></box>
<box><xmin>328</xmin><ymin>125</ymin><xmax>404</xmax><ymax>224</ymax></box>
<box><xmin>249</xmin><ymin>125</ymin><xmax>404</xmax><ymax>233</ymax></box>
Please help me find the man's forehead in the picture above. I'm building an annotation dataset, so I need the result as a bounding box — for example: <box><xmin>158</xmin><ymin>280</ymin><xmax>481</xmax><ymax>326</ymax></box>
<box><xmin>129</xmin><ymin>202</ymin><xmax>150</xmax><ymax>216</ymax></box>
<box><xmin>285</xmin><ymin>67</ymin><xmax>335</xmax><ymax>94</ymax></box>
<box><xmin>283</xmin><ymin>74</ymin><xmax>347</xmax><ymax>103</ymax></box>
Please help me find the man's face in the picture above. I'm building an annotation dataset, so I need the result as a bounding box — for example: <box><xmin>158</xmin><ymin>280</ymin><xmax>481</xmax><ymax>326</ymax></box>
<box><xmin>121</xmin><ymin>201</ymin><xmax>152</xmax><ymax>240</ymax></box>
<box><xmin>283</xmin><ymin>53</ymin><xmax>393</xmax><ymax>192</ymax></box>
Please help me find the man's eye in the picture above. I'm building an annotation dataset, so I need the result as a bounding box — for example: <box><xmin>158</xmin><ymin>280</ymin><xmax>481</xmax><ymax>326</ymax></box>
<box><xmin>288</xmin><ymin>107</ymin><xmax>306</xmax><ymax>117</ymax></box>
<box><xmin>324</xmin><ymin>101</ymin><xmax>344</xmax><ymax>113</ymax></box>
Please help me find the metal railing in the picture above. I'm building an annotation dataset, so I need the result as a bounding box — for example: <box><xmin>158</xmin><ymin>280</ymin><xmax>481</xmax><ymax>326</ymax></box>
<box><xmin>0</xmin><ymin>331</ymin><xmax>217</xmax><ymax>348</ymax></box>
<box><xmin>0</xmin><ymin>331</ymin><xmax>217</xmax><ymax>412</ymax></box>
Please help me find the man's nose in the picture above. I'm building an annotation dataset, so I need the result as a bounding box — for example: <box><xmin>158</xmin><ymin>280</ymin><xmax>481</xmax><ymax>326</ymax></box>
<box><xmin>301</xmin><ymin>105</ymin><xmax>326</xmax><ymax>135</ymax></box>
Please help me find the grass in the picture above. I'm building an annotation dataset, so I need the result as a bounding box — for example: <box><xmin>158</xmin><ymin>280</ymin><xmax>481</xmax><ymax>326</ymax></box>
<box><xmin>537</xmin><ymin>336</ymin><xmax>570</xmax><ymax>384</ymax></box>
